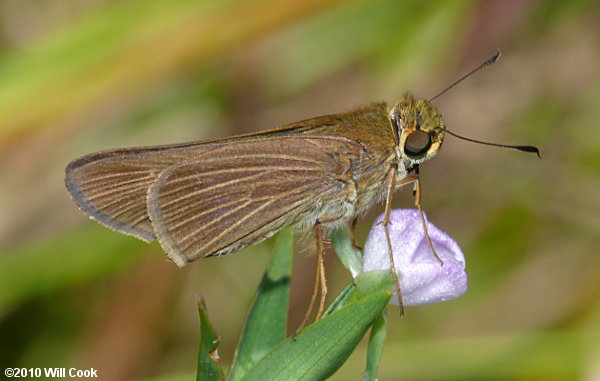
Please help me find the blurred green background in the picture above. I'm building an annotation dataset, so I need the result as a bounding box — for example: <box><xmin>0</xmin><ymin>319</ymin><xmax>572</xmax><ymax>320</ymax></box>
<box><xmin>1</xmin><ymin>0</ymin><xmax>599</xmax><ymax>380</ymax></box>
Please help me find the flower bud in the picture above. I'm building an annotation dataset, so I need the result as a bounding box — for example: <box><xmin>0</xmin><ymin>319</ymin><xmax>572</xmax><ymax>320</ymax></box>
<box><xmin>362</xmin><ymin>209</ymin><xmax>467</xmax><ymax>306</ymax></box>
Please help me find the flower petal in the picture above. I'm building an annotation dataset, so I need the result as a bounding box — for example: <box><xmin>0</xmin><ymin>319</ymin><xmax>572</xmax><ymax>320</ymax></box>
<box><xmin>362</xmin><ymin>209</ymin><xmax>467</xmax><ymax>306</ymax></box>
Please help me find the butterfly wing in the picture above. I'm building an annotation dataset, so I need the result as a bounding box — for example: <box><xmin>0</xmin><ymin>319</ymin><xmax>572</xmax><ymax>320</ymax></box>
<box><xmin>64</xmin><ymin>113</ymin><xmax>352</xmax><ymax>242</ymax></box>
<box><xmin>64</xmin><ymin>103</ymin><xmax>388</xmax><ymax>248</ymax></box>
<box><xmin>64</xmin><ymin>143</ymin><xmax>217</xmax><ymax>242</ymax></box>
<box><xmin>147</xmin><ymin>136</ymin><xmax>364</xmax><ymax>266</ymax></box>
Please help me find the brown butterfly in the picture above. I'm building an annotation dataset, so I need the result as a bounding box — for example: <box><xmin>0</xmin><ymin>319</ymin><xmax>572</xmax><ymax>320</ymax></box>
<box><xmin>65</xmin><ymin>51</ymin><xmax>538</xmax><ymax>318</ymax></box>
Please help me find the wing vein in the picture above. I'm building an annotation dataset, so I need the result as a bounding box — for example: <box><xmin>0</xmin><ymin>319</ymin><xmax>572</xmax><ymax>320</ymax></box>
<box><xmin>77</xmin><ymin>171</ymin><xmax>155</xmax><ymax>186</ymax></box>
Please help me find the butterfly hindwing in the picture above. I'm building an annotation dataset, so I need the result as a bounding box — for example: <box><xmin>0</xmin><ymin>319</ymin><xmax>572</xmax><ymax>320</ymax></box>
<box><xmin>147</xmin><ymin>136</ymin><xmax>363</xmax><ymax>266</ymax></box>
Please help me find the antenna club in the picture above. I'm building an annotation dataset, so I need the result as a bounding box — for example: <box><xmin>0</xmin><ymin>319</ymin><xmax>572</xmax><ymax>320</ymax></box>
<box><xmin>488</xmin><ymin>49</ymin><xmax>501</xmax><ymax>64</ymax></box>
<box><xmin>521</xmin><ymin>146</ymin><xmax>541</xmax><ymax>158</ymax></box>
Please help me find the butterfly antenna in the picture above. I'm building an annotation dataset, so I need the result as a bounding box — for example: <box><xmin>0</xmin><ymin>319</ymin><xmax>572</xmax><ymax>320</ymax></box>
<box><xmin>429</xmin><ymin>50</ymin><xmax>501</xmax><ymax>103</ymax></box>
<box><xmin>445</xmin><ymin>129</ymin><xmax>540</xmax><ymax>158</ymax></box>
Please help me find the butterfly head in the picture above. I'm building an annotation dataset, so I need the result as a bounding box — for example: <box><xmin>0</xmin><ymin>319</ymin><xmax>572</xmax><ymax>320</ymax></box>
<box><xmin>389</xmin><ymin>92</ymin><xmax>445</xmax><ymax>164</ymax></box>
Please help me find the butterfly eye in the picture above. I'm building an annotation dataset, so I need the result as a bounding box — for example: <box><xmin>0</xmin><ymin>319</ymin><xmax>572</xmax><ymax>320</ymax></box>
<box><xmin>404</xmin><ymin>130</ymin><xmax>432</xmax><ymax>157</ymax></box>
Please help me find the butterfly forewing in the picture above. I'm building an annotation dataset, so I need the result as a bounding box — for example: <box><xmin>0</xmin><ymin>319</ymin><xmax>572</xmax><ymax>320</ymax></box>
<box><xmin>63</xmin><ymin>113</ymin><xmax>353</xmax><ymax>242</ymax></box>
<box><xmin>147</xmin><ymin>136</ymin><xmax>364</xmax><ymax>266</ymax></box>
<box><xmin>65</xmin><ymin>144</ymin><xmax>217</xmax><ymax>241</ymax></box>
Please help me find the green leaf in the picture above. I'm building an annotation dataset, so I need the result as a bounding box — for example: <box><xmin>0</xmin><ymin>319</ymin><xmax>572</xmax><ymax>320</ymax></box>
<box><xmin>240</xmin><ymin>291</ymin><xmax>391</xmax><ymax>381</ymax></box>
<box><xmin>196</xmin><ymin>296</ymin><xmax>225</xmax><ymax>381</ymax></box>
<box><xmin>363</xmin><ymin>311</ymin><xmax>387</xmax><ymax>381</ymax></box>
<box><xmin>228</xmin><ymin>229</ymin><xmax>294</xmax><ymax>381</ymax></box>
<box><xmin>323</xmin><ymin>270</ymin><xmax>394</xmax><ymax>319</ymax></box>
<box><xmin>353</xmin><ymin>271</ymin><xmax>395</xmax><ymax>300</ymax></box>
<box><xmin>331</xmin><ymin>227</ymin><xmax>363</xmax><ymax>277</ymax></box>
<box><xmin>322</xmin><ymin>282</ymin><xmax>356</xmax><ymax>318</ymax></box>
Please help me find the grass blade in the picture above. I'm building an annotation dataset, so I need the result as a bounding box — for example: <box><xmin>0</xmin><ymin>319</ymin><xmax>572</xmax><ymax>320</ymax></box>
<box><xmin>228</xmin><ymin>229</ymin><xmax>293</xmax><ymax>381</ymax></box>
<box><xmin>240</xmin><ymin>291</ymin><xmax>391</xmax><ymax>381</ymax></box>
<box><xmin>196</xmin><ymin>296</ymin><xmax>225</xmax><ymax>381</ymax></box>
<box><xmin>363</xmin><ymin>310</ymin><xmax>387</xmax><ymax>381</ymax></box>
<box><xmin>322</xmin><ymin>282</ymin><xmax>356</xmax><ymax>318</ymax></box>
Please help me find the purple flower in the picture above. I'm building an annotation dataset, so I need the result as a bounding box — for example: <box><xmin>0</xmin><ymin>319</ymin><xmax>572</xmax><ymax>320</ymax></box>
<box><xmin>362</xmin><ymin>209</ymin><xmax>467</xmax><ymax>306</ymax></box>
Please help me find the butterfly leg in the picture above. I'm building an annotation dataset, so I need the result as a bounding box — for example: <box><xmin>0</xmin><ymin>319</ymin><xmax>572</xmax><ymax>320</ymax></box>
<box><xmin>412</xmin><ymin>166</ymin><xmax>443</xmax><ymax>265</ymax></box>
<box><xmin>296</xmin><ymin>227</ymin><xmax>322</xmax><ymax>336</ymax></box>
<box><xmin>297</xmin><ymin>161</ymin><xmax>358</xmax><ymax>333</ymax></box>
<box><xmin>314</xmin><ymin>223</ymin><xmax>327</xmax><ymax>321</ymax></box>
<box><xmin>296</xmin><ymin>220</ymin><xmax>330</xmax><ymax>335</ymax></box>
<box><xmin>394</xmin><ymin>169</ymin><xmax>443</xmax><ymax>265</ymax></box>
<box><xmin>383</xmin><ymin>164</ymin><xmax>405</xmax><ymax>315</ymax></box>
